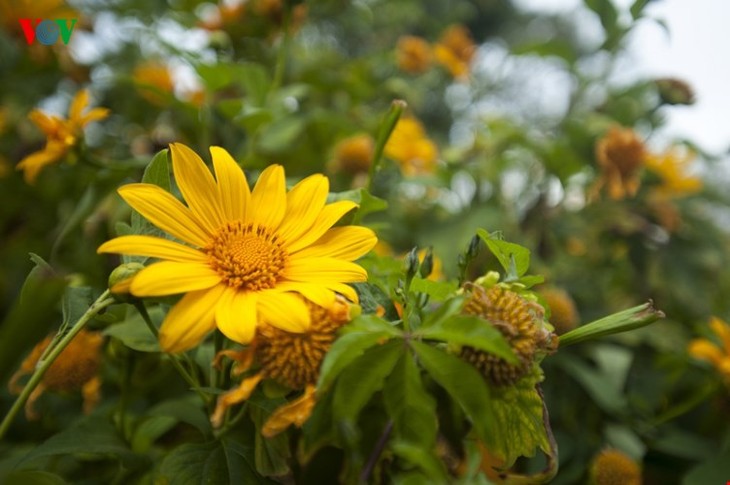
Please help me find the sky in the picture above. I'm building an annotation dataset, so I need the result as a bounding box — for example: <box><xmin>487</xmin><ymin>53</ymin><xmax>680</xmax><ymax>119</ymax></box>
<box><xmin>515</xmin><ymin>0</ymin><xmax>730</xmax><ymax>156</ymax></box>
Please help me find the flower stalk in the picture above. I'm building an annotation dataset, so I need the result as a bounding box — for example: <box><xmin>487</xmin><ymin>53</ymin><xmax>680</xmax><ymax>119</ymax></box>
<box><xmin>558</xmin><ymin>301</ymin><xmax>664</xmax><ymax>347</ymax></box>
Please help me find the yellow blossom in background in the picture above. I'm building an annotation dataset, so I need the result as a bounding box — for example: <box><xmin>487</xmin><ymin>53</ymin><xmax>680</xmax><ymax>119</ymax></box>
<box><xmin>98</xmin><ymin>143</ymin><xmax>376</xmax><ymax>353</ymax></box>
<box><xmin>592</xmin><ymin>126</ymin><xmax>647</xmax><ymax>200</ymax></box>
<box><xmin>211</xmin><ymin>295</ymin><xmax>353</xmax><ymax>435</ymax></box>
<box><xmin>433</xmin><ymin>24</ymin><xmax>476</xmax><ymax>79</ymax></box>
<box><xmin>199</xmin><ymin>1</ymin><xmax>246</xmax><ymax>31</ymax></box>
<box><xmin>133</xmin><ymin>61</ymin><xmax>175</xmax><ymax>106</ymax></box>
<box><xmin>540</xmin><ymin>286</ymin><xmax>579</xmax><ymax>335</ymax></box>
<box><xmin>8</xmin><ymin>330</ymin><xmax>104</xmax><ymax>420</ymax></box>
<box><xmin>645</xmin><ymin>147</ymin><xmax>702</xmax><ymax>199</ymax></box>
<box><xmin>688</xmin><ymin>316</ymin><xmax>730</xmax><ymax>386</ymax></box>
<box><xmin>396</xmin><ymin>36</ymin><xmax>432</xmax><ymax>74</ymax></box>
<box><xmin>589</xmin><ymin>448</ymin><xmax>642</xmax><ymax>485</ymax></box>
<box><xmin>384</xmin><ymin>117</ymin><xmax>438</xmax><ymax>176</ymax></box>
<box><xmin>329</xmin><ymin>133</ymin><xmax>374</xmax><ymax>174</ymax></box>
<box><xmin>17</xmin><ymin>89</ymin><xmax>109</xmax><ymax>184</ymax></box>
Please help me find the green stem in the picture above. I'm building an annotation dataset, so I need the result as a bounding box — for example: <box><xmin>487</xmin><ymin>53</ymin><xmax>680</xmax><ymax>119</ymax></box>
<box><xmin>133</xmin><ymin>301</ymin><xmax>212</xmax><ymax>406</ymax></box>
<box><xmin>0</xmin><ymin>290</ymin><xmax>115</xmax><ymax>440</ymax></box>
<box><xmin>366</xmin><ymin>100</ymin><xmax>407</xmax><ymax>193</ymax></box>
<box><xmin>652</xmin><ymin>381</ymin><xmax>720</xmax><ymax>426</ymax></box>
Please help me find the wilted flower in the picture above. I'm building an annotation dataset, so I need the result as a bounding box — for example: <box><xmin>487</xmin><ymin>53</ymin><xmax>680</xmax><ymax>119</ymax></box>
<box><xmin>461</xmin><ymin>284</ymin><xmax>557</xmax><ymax>386</ymax></box>
<box><xmin>98</xmin><ymin>143</ymin><xmax>376</xmax><ymax>353</ymax></box>
<box><xmin>212</xmin><ymin>295</ymin><xmax>353</xmax><ymax>435</ymax></box>
<box><xmin>17</xmin><ymin>89</ymin><xmax>109</xmax><ymax>184</ymax></box>
<box><xmin>9</xmin><ymin>330</ymin><xmax>104</xmax><ymax>419</ymax></box>
<box><xmin>384</xmin><ymin>117</ymin><xmax>438</xmax><ymax>176</ymax></box>
<box><xmin>589</xmin><ymin>448</ymin><xmax>642</xmax><ymax>485</ymax></box>
<box><xmin>433</xmin><ymin>24</ymin><xmax>476</xmax><ymax>79</ymax></box>
<box><xmin>396</xmin><ymin>36</ymin><xmax>432</xmax><ymax>74</ymax></box>
<box><xmin>133</xmin><ymin>61</ymin><xmax>175</xmax><ymax>106</ymax></box>
<box><xmin>688</xmin><ymin>316</ymin><xmax>730</xmax><ymax>386</ymax></box>
<box><xmin>539</xmin><ymin>286</ymin><xmax>579</xmax><ymax>335</ymax></box>
<box><xmin>593</xmin><ymin>126</ymin><xmax>647</xmax><ymax>200</ymax></box>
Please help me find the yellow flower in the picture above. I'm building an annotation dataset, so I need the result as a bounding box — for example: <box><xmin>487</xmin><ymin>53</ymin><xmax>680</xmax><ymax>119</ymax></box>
<box><xmin>329</xmin><ymin>133</ymin><xmax>374</xmax><ymax>174</ymax></box>
<box><xmin>539</xmin><ymin>286</ymin><xmax>579</xmax><ymax>335</ymax></box>
<box><xmin>645</xmin><ymin>146</ymin><xmax>702</xmax><ymax>199</ymax></box>
<box><xmin>98</xmin><ymin>143</ymin><xmax>376</xmax><ymax>353</ymax></box>
<box><xmin>133</xmin><ymin>61</ymin><xmax>175</xmax><ymax>106</ymax></box>
<box><xmin>384</xmin><ymin>117</ymin><xmax>438</xmax><ymax>176</ymax></box>
<box><xmin>589</xmin><ymin>448</ymin><xmax>642</xmax><ymax>485</ymax></box>
<box><xmin>688</xmin><ymin>316</ymin><xmax>730</xmax><ymax>385</ymax></box>
<box><xmin>9</xmin><ymin>330</ymin><xmax>104</xmax><ymax>420</ymax></box>
<box><xmin>17</xmin><ymin>89</ymin><xmax>109</xmax><ymax>184</ymax></box>
<box><xmin>433</xmin><ymin>24</ymin><xmax>476</xmax><ymax>79</ymax></box>
<box><xmin>211</xmin><ymin>295</ymin><xmax>352</xmax><ymax>435</ymax></box>
<box><xmin>396</xmin><ymin>36</ymin><xmax>432</xmax><ymax>74</ymax></box>
<box><xmin>592</xmin><ymin>126</ymin><xmax>647</xmax><ymax>200</ymax></box>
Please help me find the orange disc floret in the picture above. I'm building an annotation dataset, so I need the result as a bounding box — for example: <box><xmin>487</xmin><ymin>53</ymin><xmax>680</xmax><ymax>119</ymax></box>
<box><xmin>461</xmin><ymin>285</ymin><xmax>553</xmax><ymax>386</ymax></box>
<box><xmin>589</xmin><ymin>448</ymin><xmax>642</xmax><ymax>485</ymax></box>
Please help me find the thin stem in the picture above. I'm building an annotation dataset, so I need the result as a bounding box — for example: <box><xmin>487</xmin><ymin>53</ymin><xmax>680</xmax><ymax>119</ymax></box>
<box><xmin>359</xmin><ymin>420</ymin><xmax>393</xmax><ymax>483</ymax></box>
<box><xmin>0</xmin><ymin>290</ymin><xmax>114</xmax><ymax>440</ymax></box>
<box><xmin>133</xmin><ymin>301</ymin><xmax>212</xmax><ymax>406</ymax></box>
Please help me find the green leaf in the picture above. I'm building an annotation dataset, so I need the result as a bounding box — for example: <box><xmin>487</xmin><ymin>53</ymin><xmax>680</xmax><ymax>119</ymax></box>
<box><xmin>250</xmin><ymin>404</ymin><xmax>291</xmax><ymax>477</ymax></box>
<box><xmin>0</xmin><ymin>254</ymin><xmax>66</xmax><ymax>382</ymax></box>
<box><xmin>420</xmin><ymin>296</ymin><xmax>465</xmax><ymax>329</ymax></box>
<box><xmin>332</xmin><ymin>339</ymin><xmax>403</xmax><ymax>423</ymax></box>
<box><xmin>482</xmin><ymin>369</ymin><xmax>551</xmax><ymax>467</ymax></box>
<box><xmin>559</xmin><ymin>301</ymin><xmax>664</xmax><ymax>347</ymax></box>
<box><xmin>328</xmin><ymin>188</ymin><xmax>388</xmax><ymax>222</ymax></box>
<box><xmin>415</xmin><ymin>315</ymin><xmax>517</xmax><ymax>363</ymax></box>
<box><xmin>257</xmin><ymin>117</ymin><xmax>306</xmax><ymax>154</ymax></box>
<box><xmin>2</xmin><ymin>471</ymin><xmax>66</xmax><ymax>485</ymax></box>
<box><xmin>476</xmin><ymin>229</ymin><xmax>530</xmax><ymax>278</ymax></box>
<box><xmin>369</xmin><ymin>99</ymin><xmax>406</xmax><ymax>187</ymax></box>
<box><xmin>51</xmin><ymin>184</ymin><xmax>99</xmax><ymax>257</ymax></box>
<box><xmin>584</xmin><ymin>0</ymin><xmax>619</xmax><ymax>33</ymax></box>
<box><xmin>384</xmin><ymin>353</ymin><xmax>437</xmax><ymax>448</ymax></box>
<box><xmin>682</xmin><ymin>448</ymin><xmax>730</xmax><ymax>485</ymax></box>
<box><xmin>147</xmin><ymin>397</ymin><xmax>211</xmax><ymax>437</ymax></box>
<box><xmin>317</xmin><ymin>322</ymin><xmax>399</xmax><ymax>392</ymax></box>
<box><xmin>59</xmin><ymin>286</ymin><xmax>93</xmax><ymax>334</ymax></box>
<box><xmin>20</xmin><ymin>416</ymin><xmax>145</xmax><ymax>468</ymax></box>
<box><xmin>103</xmin><ymin>307</ymin><xmax>162</xmax><ymax>352</ymax></box>
<box><xmin>390</xmin><ymin>441</ymin><xmax>448</xmax><ymax>482</ymax></box>
<box><xmin>338</xmin><ymin>314</ymin><xmax>402</xmax><ymax>337</ymax></box>
<box><xmin>410</xmin><ymin>341</ymin><xmax>492</xmax><ymax>442</ymax></box>
<box><xmin>131</xmin><ymin>415</ymin><xmax>178</xmax><ymax>453</ymax></box>
<box><xmin>409</xmin><ymin>277</ymin><xmax>458</xmax><ymax>301</ymax></box>
<box><xmin>630</xmin><ymin>0</ymin><xmax>650</xmax><ymax>19</ymax></box>
<box><xmin>557</xmin><ymin>353</ymin><xmax>627</xmax><ymax>416</ymax></box>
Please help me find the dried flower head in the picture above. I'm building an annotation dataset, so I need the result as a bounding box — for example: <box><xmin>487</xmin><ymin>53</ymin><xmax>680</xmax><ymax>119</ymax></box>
<box><xmin>589</xmin><ymin>449</ymin><xmax>642</xmax><ymax>485</ymax></box>
<box><xmin>9</xmin><ymin>329</ymin><xmax>104</xmax><ymax>419</ymax></box>
<box><xmin>396</xmin><ymin>36</ymin><xmax>432</xmax><ymax>74</ymax></box>
<box><xmin>655</xmin><ymin>77</ymin><xmax>695</xmax><ymax>106</ymax></box>
<box><xmin>461</xmin><ymin>285</ymin><xmax>556</xmax><ymax>386</ymax></box>
<box><xmin>594</xmin><ymin>126</ymin><xmax>647</xmax><ymax>200</ymax></box>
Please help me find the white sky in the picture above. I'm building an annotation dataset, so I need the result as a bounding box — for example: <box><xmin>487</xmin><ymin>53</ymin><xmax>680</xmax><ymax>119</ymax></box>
<box><xmin>515</xmin><ymin>0</ymin><xmax>730</xmax><ymax>155</ymax></box>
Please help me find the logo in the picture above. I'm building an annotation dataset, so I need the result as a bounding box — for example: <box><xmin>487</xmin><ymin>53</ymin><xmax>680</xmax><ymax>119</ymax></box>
<box><xmin>18</xmin><ymin>19</ymin><xmax>78</xmax><ymax>46</ymax></box>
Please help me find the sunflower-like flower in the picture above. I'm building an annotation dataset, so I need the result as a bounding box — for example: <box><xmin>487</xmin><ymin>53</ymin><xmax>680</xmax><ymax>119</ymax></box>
<box><xmin>396</xmin><ymin>35</ymin><xmax>432</xmax><ymax>74</ymax></box>
<box><xmin>433</xmin><ymin>24</ymin><xmax>476</xmax><ymax>79</ymax></box>
<box><xmin>211</xmin><ymin>295</ymin><xmax>352</xmax><ymax>435</ymax></box>
<box><xmin>461</xmin><ymin>284</ymin><xmax>556</xmax><ymax>386</ymax></box>
<box><xmin>98</xmin><ymin>143</ymin><xmax>376</xmax><ymax>353</ymax></box>
<box><xmin>384</xmin><ymin>117</ymin><xmax>438</xmax><ymax>176</ymax></box>
<box><xmin>17</xmin><ymin>89</ymin><xmax>109</xmax><ymax>184</ymax></box>
<box><xmin>9</xmin><ymin>330</ymin><xmax>104</xmax><ymax>419</ymax></box>
<box><xmin>589</xmin><ymin>448</ymin><xmax>642</xmax><ymax>485</ymax></box>
<box><xmin>592</xmin><ymin>126</ymin><xmax>647</xmax><ymax>200</ymax></box>
<box><xmin>688</xmin><ymin>316</ymin><xmax>730</xmax><ymax>386</ymax></box>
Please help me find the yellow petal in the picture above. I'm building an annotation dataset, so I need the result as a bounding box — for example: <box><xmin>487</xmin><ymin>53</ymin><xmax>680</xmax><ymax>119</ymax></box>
<box><xmin>325</xmin><ymin>282</ymin><xmax>359</xmax><ymax>303</ymax></box>
<box><xmin>688</xmin><ymin>339</ymin><xmax>724</xmax><ymax>366</ymax></box>
<box><xmin>130</xmin><ymin>261</ymin><xmax>221</xmax><ymax>296</ymax></box>
<box><xmin>285</xmin><ymin>200</ymin><xmax>358</xmax><ymax>253</ymax></box>
<box><xmin>79</xmin><ymin>107</ymin><xmax>110</xmax><ymax>125</ymax></box>
<box><xmin>118</xmin><ymin>184</ymin><xmax>211</xmax><ymax>247</ymax></box>
<box><xmin>262</xmin><ymin>384</ymin><xmax>317</xmax><ymax>438</ymax></box>
<box><xmin>17</xmin><ymin>147</ymin><xmax>63</xmax><ymax>184</ymax></box>
<box><xmin>210</xmin><ymin>146</ymin><xmax>251</xmax><ymax>221</ymax></box>
<box><xmin>710</xmin><ymin>317</ymin><xmax>730</xmax><ymax>355</ymax></box>
<box><xmin>291</xmin><ymin>226</ymin><xmax>377</xmax><ymax>261</ymax></box>
<box><xmin>159</xmin><ymin>284</ymin><xmax>227</xmax><ymax>353</ymax></box>
<box><xmin>69</xmin><ymin>89</ymin><xmax>89</xmax><ymax>123</ymax></box>
<box><xmin>277</xmin><ymin>174</ymin><xmax>329</xmax><ymax>243</ymax></box>
<box><xmin>28</xmin><ymin>110</ymin><xmax>57</xmax><ymax>135</ymax></box>
<box><xmin>249</xmin><ymin>165</ymin><xmax>286</xmax><ymax>228</ymax></box>
<box><xmin>97</xmin><ymin>235</ymin><xmax>207</xmax><ymax>262</ymax></box>
<box><xmin>284</xmin><ymin>257</ymin><xmax>367</xmax><ymax>284</ymax></box>
<box><xmin>216</xmin><ymin>289</ymin><xmax>257</xmax><ymax>344</ymax></box>
<box><xmin>169</xmin><ymin>143</ymin><xmax>225</xmax><ymax>233</ymax></box>
<box><xmin>211</xmin><ymin>373</ymin><xmax>264</xmax><ymax>428</ymax></box>
<box><xmin>257</xmin><ymin>291</ymin><xmax>310</xmax><ymax>333</ymax></box>
<box><xmin>274</xmin><ymin>282</ymin><xmax>336</xmax><ymax>308</ymax></box>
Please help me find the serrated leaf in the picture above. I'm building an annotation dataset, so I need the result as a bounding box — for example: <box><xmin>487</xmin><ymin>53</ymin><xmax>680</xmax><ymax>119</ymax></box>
<box><xmin>482</xmin><ymin>369</ymin><xmax>551</xmax><ymax>467</ymax></box>
<box><xmin>409</xmin><ymin>277</ymin><xmax>458</xmax><ymax>301</ymax></box>
<box><xmin>415</xmin><ymin>315</ymin><xmax>517</xmax><ymax>363</ymax></box>
<box><xmin>317</xmin><ymin>325</ymin><xmax>399</xmax><ymax>392</ymax></box>
<box><xmin>384</xmin><ymin>353</ymin><xmax>437</xmax><ymax>448</ymax></box>
<box><xmin>410</xmin><ymin>341</ymin><xmax>492</xmax><ymax>442</ymax></box>
<box><xmin>332</xmin><ymin>339</ymin><xmax>402</xmax><ymax>423</ymax></box>
<box><xmin>20</xmin><ymin>416</ymin><xmax>145</xmax><ymax>468</ymax></box>
<box><xmin>476</xmin><ymin>229</ymin><xmax>530</xmax><ymax>278</ymax></box>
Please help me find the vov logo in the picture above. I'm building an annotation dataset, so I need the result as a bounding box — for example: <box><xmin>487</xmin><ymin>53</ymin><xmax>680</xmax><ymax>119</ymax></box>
<box><xmin>18</xmin><ymin>19</ymin><xmax>78</xmax><ymax>46</ymax></box>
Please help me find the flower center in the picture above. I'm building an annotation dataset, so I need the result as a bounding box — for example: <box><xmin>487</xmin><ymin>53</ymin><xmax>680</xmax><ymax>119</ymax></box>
<box><xmin>206</xmin><ymin>221</ymin><xmax>287</xmax><ymax>290</ymax></box>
